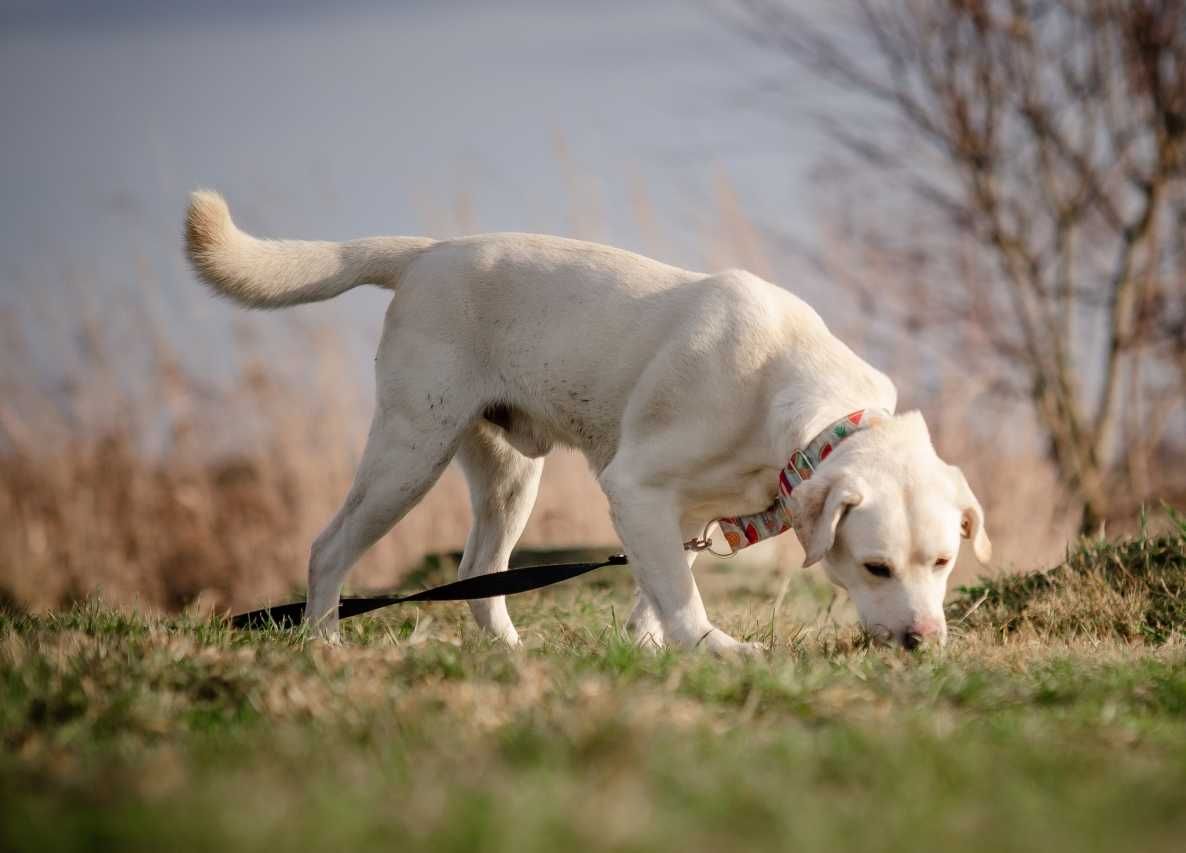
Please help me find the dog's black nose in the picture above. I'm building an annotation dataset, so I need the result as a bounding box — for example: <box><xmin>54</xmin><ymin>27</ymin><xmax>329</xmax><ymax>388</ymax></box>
<box><xmin>901</xmin><ymin>630</ymin><xmax>924</xmax><ymax>651</ymax></box>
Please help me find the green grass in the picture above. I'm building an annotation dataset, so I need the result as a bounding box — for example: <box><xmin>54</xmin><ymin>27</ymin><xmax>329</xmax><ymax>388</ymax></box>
<box><xmin>3</xmin><ymin>529</ymin><xmax>1186</xmax><ymax>853</ymax></box>
<box><xmin>951</xmin><ymin>512</ymin><xmax>1186</xmax><ymax>644</ymax></box>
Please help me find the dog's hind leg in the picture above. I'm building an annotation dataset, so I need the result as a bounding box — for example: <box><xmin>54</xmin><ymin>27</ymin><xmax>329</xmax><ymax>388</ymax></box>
<box><xmin>626</xmin><ymin>587</ymin><xmax>665</xmax><ymax>648</ymax></box>
<box><xmin>305</xmin><ymin>345</ymin><xmax>475</xmax><ymax>639</ymax></box>
<box><xmin>455</xmin><ymin>421</ymin><xmax>545</xmax><ymax>646</ymax></box>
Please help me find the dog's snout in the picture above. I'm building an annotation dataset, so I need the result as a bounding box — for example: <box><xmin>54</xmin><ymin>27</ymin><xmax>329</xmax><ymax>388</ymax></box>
<box><xmin>900</xmin><ymin>619</ymin><xmax>943</xmax><ymax>651</ymax></box>
<box><xmin>901</xmin><ymin>630</ymin><xmax>924</xmax><ymax>650</ymax></box>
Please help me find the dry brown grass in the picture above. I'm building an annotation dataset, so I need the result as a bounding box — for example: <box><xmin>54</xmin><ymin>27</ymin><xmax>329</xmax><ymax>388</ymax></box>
<box><xmin>948</xmin><ymin>515</ymin><xmax>1186</xmax><ymax>645</ymax></box>
<box><xmin>0</xmin><ymin>286</ymin><xmax>616</xmax><ymax>615</ymax></box>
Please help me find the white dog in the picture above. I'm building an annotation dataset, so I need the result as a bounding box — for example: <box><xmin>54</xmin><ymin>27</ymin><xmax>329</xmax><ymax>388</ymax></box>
<box><xmin>185</xmin><ymin>191</ymin><xmax>991</xmax><ymax>652</ymax></box>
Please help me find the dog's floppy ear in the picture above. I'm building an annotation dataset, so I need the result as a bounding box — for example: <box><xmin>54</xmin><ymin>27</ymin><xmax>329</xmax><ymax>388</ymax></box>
<box><xmin>789</xmin><ymin>474</ymin><xmax>863</xmax><ymax>567</ymax></box>
<box><xmin>951</xmin><ymin>466</ymin><xmax>992</xmax><ymax>564</ymax></box>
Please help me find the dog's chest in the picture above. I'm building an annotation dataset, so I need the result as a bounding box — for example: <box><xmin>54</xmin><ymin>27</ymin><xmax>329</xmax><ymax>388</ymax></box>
<box><xmin>679</xmin><ymin>461</ymin><xmax>781</xmax><ymax>523</ymax></box>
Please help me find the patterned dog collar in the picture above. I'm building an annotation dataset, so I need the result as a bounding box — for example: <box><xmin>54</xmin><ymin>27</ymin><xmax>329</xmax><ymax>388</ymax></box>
<box><xmin>703</xmin><ymin>408</ymin><xmax>892</xmax><ymax>555</ymax></box>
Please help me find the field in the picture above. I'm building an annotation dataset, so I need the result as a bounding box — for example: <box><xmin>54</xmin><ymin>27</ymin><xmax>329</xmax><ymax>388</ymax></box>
<box><xmin>4</xmin><ymin>524</ymin><xmax>1186</xmax><ymax>853</ymax></box>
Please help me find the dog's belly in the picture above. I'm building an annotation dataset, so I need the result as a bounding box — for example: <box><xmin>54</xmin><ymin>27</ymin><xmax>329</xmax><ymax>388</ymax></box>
<box><xmin>482</xmin><ymin>401</ymin><xmax>619</xmax><ymax>467</ymax></box>
<box><xmin>482</xmin><ymin>403</ymin><xmax>555</xmax><ymax>457</ymax></box>
<box><xmin>481</xmin><ymin>400</ymin><xmax>780</xmax><ymax>524</ymax></box>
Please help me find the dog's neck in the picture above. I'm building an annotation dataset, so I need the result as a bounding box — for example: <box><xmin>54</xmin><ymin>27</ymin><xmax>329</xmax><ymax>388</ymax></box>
<box><xmin>770</xmin><ymin>393</ymin><xmax>896</xmax><ymax>467</ymax></box>
<box><xmin>711</xmin><ymin>407</ymin><xmax>891</xmax><ymax>554</ymax></box>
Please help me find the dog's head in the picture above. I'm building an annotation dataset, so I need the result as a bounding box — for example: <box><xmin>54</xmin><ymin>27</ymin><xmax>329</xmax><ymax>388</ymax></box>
<box><xmin>788</xmin><ymin>411</ymin><xmax>991</xmax><ymax>649</ymax></box>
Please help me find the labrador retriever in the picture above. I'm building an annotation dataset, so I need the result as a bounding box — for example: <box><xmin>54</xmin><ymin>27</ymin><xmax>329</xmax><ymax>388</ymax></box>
<box><xmin>185</xmin><ymin>190</ymin><xmax>991</xmax><ymax>652</ymax></box>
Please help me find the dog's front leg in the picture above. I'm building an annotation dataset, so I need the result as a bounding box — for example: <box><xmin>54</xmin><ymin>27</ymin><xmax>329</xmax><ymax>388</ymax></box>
<box><xmin>602</xmin><ymin>473</ymin><xmax>760</xmax><ymax>656</ymax></box>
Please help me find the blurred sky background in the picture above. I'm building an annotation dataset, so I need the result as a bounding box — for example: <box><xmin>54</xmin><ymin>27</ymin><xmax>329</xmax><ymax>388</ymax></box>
<box><xmin>1</xmin><ymin>0</ymin><xmax>842</xmax><ymax>380</ymax></box>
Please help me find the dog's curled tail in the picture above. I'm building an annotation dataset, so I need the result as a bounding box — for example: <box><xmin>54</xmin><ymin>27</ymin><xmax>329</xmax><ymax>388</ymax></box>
<box><xmin>184</xmin><ymin>190</ymin><xmax>436</xmax><ymax>309</ymax></box>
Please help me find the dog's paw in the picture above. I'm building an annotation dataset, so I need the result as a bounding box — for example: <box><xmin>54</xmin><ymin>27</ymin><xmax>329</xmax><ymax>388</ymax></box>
<box><xmin>735</xmin><ymin>640</ymin><xmax>767</xmax><ymax>658</ymax></box>
<box><xmin>699</xmin><ymin>629</ymin><xmax>766</xmax><ymax>658</ymax></box>
<box><xmin>631</xmin><ymin>630</ymin><xmax>666</xmax><ymax>652</ymax></box>
<box><xmin>308</xmin><ymin>628</ymin><xmax>342</xmax><ymax>646</ymax></box>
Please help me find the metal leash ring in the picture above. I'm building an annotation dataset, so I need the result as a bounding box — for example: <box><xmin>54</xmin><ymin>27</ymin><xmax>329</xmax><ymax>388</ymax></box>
<box><xmin>682</xmin><ymin>521</ymin><xmax>737</xmax><ymax>559</ymax></box>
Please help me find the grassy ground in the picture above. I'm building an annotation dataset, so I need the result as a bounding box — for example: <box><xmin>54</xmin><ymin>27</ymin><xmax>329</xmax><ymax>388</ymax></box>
<box><xmin>3</xmin><ymin>527</ymin><xmax>1186</xmax><ymax>853</ymax></box>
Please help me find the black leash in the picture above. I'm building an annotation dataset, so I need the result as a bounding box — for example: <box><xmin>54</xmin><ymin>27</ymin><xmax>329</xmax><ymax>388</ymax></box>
<box><xmin>229</xmin><ymin>553</ymin><xmax>629</xmax><ymax>630</ymax></box>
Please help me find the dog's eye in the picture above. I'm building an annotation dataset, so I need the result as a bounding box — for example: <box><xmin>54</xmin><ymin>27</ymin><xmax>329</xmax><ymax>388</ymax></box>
<box><xmin>863</xmin><ymin>562</ymin><xmax>892</xmax><ymax>579</ymax></box>
<box><xmin>934</xmin><ymin>557</ymin><xmax>951</xmax><ymax>569</ymax></box>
